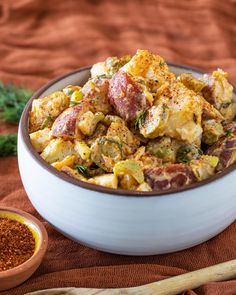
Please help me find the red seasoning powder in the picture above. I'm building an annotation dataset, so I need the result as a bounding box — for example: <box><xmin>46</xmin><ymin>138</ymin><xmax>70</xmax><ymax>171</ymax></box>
<box><xmin>0</xmin><ymin>217</ymin><xmax>35</xmax><ymax>271</ymax></box>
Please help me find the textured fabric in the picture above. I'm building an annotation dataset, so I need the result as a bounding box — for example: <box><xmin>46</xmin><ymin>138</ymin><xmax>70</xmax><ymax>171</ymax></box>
<box><xmin>0</xmin><ymin>0</ymin><xmax>236</xmax><ymax>294</ymax></box>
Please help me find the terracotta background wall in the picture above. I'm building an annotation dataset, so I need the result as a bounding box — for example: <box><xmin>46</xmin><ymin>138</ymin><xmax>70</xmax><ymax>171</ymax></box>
<box><xmin>0</xmin><ymin>0</ymin><xmax>236</xmax><ymax>294</ymax></box>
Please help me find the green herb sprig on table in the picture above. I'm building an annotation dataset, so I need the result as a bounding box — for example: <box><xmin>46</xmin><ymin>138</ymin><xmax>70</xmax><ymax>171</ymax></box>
<box><xmin>0</xmin><ymin>81</ymin><xmax>32</xmax><ymax>156</ymax></box>
<box><xmin>0</xmin><ymin>134</ymin><xmax>17</xmax><ymax>156</ymax></box>
<box><xmin>0</xmin><ymin>82</ymin><xmax>32</xmax><ymax>124</ymax></box>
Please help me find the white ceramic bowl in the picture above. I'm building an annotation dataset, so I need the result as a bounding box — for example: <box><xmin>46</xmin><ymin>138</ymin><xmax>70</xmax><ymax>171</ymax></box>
<box><xmin>18</xmin><ymin>64</ymin><xmax>236</xmax><ymax>256</ymax></box>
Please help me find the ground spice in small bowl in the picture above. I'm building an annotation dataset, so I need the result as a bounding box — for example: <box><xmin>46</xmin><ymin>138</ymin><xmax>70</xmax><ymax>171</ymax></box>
<box><xmin>0</xmin><ymin>217</ymin><xmax>35</xmax><ymax>271</ymax></box>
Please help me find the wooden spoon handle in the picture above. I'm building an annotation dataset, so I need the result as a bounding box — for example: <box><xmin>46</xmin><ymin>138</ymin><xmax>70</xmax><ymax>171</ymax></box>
<box><xmin>26</xmin><ymin>259</ymin><xmax>236</xmax><ymax>295</ymax></box>
<box><xmin>131</xmin><ymin>258</ymin><xmax>236</xmax><ymax>295</ymax></box>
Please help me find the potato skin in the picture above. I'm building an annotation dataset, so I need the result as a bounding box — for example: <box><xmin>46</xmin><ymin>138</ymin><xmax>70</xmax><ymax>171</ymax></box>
<box><xmin>207</xmin><ymin>122</ymin><xmax>236</xmax><ymax>172</ymax></box>
<box><xmin>108</xmin><ymin>71</ymin><xmax>151</xmax><ymax>122</ymax></box>
<box><xmin>144</xmin><ymin>164</ymin><xmax>196</xmax><ymax>191</ymax></box>
<box><xmin>51</xmin><ymin>104</ymin><xmax>84</xmax><ymax>138</ymax></box>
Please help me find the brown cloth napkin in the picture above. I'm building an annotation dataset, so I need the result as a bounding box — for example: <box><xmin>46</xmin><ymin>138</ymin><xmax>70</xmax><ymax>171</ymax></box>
<box><xmin>0</xmin><ymin>0</ymin><xmax>236</xmax><ymax>294</ymax></box>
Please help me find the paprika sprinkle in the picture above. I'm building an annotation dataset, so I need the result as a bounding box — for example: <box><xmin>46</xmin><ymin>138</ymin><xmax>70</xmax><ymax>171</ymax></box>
<box><xmin>0</xmin><ymin>218</ymin><xmax>35</xmax><ymax>271</ymax></box>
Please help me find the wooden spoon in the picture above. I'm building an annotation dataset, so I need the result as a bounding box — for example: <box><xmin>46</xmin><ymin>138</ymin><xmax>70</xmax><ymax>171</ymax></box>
<box><xmin>26</xmin><ymin>259</ymin><xmax>236</xmax><ymax>295</ymax></box>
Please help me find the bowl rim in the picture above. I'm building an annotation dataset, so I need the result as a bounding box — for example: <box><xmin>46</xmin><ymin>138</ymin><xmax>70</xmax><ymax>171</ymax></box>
<box><xmin>0</xmin><ymin>206</ymin><xmax>48</xmax><ymax>278</ymax></box>
<box><xmin>19</xmin><ymin>63</ymin><xmax>236</xmax><ymax>197</ymax></box>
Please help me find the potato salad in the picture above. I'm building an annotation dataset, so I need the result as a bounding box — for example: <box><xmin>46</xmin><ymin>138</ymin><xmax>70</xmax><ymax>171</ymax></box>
<box><xmin>29</xmin><ymin>50</ymin><xmax>236</xmax><ymax>192</ymax></box>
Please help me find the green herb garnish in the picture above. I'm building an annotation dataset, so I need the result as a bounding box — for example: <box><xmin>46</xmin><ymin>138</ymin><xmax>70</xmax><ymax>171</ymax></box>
<box><xmin>225</xmin><ymin>128</ymin><xmax>232</xmax><ymax>137</ymax></box>
<box><xmin>134</xmin><ymin>111</ymin><xmax>147</xmax><ymax>130</ymax></box>
<box><xmin>221</xmin><ymin>102</ymin><xmax>231</xmax><ymax>109</ymax></box>
<box><xmin>0</xmin><ymin>82</ymin><xmax>32</xmax><ymax>124</ymax></box>
<box><xmin>159</xmin><ymin>61</ymin><xmax>166</xmax><ymax>67</ymax></box>
<box><xmin>69</xmin><ymin>101</ymin><xmax>81</xmax><ymax>107</ymax></box>
<box><xmin>176</xmin><ymin>145</ymin><xmax>202</xmax><ymax>164</ymax></box>
<box><xmin>75</xmin><ymin>164</ymin><xmax>91</xmax><ymax>178</ymax></box>
<box><xmin>41</xmin><ymin>115</ymin><xmax>53</xmax><ymax>129</ymax></box>
<box><xmin>0</xmin><ymin>134</ymin><xmax>17</xmax><ymax>156</ymax></box>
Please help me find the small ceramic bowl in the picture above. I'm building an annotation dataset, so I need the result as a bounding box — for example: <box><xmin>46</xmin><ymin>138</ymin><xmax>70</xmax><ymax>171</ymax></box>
<box><xmin>18</xmin><ymin>64</ymin><xmax>236</xmax><ymax>256</ymax></box>
<box><xmin>0</xmin><ymin>207</ymin><xmax>48</xmax><ymax>291</ymax></box>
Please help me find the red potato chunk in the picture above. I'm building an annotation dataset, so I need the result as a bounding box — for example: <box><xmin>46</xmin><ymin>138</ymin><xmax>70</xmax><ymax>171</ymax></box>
<box><xmin>51</xmin><ymin>104</ymin><xmax>84</xmax><ymax>138</ymax></box>
<box><xmin>144</xmin><ymin>164</ymin><xmax>196</xmax><ymax>191</ymax></box>
<box><xmin>108</xmin><ymin>71</ymin><xmax>151</xmax><ymax>122</ymax></box>
<box><xmin>207</xmin><ymin>122</ymin><xmax>236</xmax><ymax>172</ymax></box>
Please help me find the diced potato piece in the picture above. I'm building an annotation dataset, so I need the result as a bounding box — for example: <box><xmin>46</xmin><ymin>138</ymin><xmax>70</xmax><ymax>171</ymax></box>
<box><xmin>178</xmin><ymin>73</ymin><xmax>206</xmax><ymax>93</ymax></box>
<box><xmin>51</xmin><ymin>155</ymin><xmax>77</xmax><ymax>171</ymax></box>
<box><xmin>29</xmin><ymin>128</ymin><xmax>51</xmax><ymax>153</ymax></box>
<box><xmin>88</xmin><ymin>174</ymin><xmax>118</xmax><ymax>189</ymax></box>
<box><xmin>140</xmin><ymin>103</ymin><xmax>169</xmax><ymax>139</ymax></box>
<box><xmin>40</xmin><ymin>138</ymin><xmax>74</xmax><ymax>164</ymax></box>
<box><xmin>108</xmin><ymin>71</ymin><xmax>151</xmax><ymax>122</ymax></box>
<box><xmin>113</xmin><ymin>159</ymin><xmax>144</xmax><ymax>184</ymax></box>
<box><xmin>74</xmin><ymin>140</ymin><xmax>91</xmax><ymax>160</ymax></box>
<box><xmin>77</xmin><ymin>111</ymin><xmax>104</xmax><ymax>136</ymax></box>
<box><xmin>107</xmin><ymin>122</ymin><xmax>140</xmax><ymax>155</ymax></box>
<box><xmin>137</xmin><ymin>153</ymin><xmax>163</xmax><ymax>169</ymax></box>
<box><xmin>82</xmin><ymin>77</ymin><xmax>111</xmax><ymax>115</ymax></box>
<box><xmin>51</xmin><ymin>103</ymin><xmax>90</xmax><ymax>139</ymax></box>
<box><xmin>119</xmin><ymin>174</ymin><xmax>138</xmax><ymax>190</ymax></box>
<box><xmin>147</xmin><ymin>137</ymin><xmax>180</xmax><ymax>163</ymax></box>
<box><xmin>61</xmin><ymin>166</ymin><xmax>87</xmax><ymax>182</ymax></box>
<box><xmin>91</xmin><ymin>55</ymin><xmax>131</xmax><ymax>78</ymax></box>
<box><xmin>176</xmin><ymin>144</ymin><xmax>202</xmax><ymax>163</ymax></box>
<box><xmin>133</xmin><ymin>146</ymin><xmax>146</xmax><ymax>161</ymax></box>
<box><xmin>141</xmin><ymin>82</ymin><xmax>204</xmax><ymax>145</ymax></box>
<box><xmin>137</xmin><ymin>182</ymin><xmax>152</xmax><ymax>192</ymax></box>
<box><xmin>121</xmin><ymin>49</ymin><xmax>174</xmax><ymax>91</ymax></box>
<box><xmin>220</xmin><ymin>102</ymin><xmax>236</xmax><ymax>121</ymax></box>
<box><xmin>90</xmin><ymin>136</ymin><xmax>123</xmax><ymax>172</ymax></box>
<box><xmin>202</xmin><ymin>120</ymin><xmax>224</xmax><ymax>145</ymax></box>
<box><xmin>91</xmin><ymin>62</ymin><xmax>107</xmax><ymax>78</ymax></box>
<box><xmin>190</xmin><ymin>155</ymin><xmax>219</xmax><ymax>181</ymax></box>
<box><xmin>103</xmin><ymin>115</ymin><xmax>126</xmax><ymax>126</ymax></box>
<box><xmin>202</xmin><ymin>69</ymin><xmax>233</xmax><ymax>110</ymax></box>
<box><xmin>86</xmin><ymin>123</ymin><xmax>108</xmax><ymax>146</ymax></box>
<box><xmin>207</xmin><ymin>122</ymin><xmax>236</xmax><ymax>172</ymax></box>
<box><xmin>144</xmin><ymin>164</ymin><xmax>196</xmax><ymax>190</ymax></box>
<box><xmin>29</xmin><ymin>91</ymin><xmax>70</xmax><ymax>132</ymax></box>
